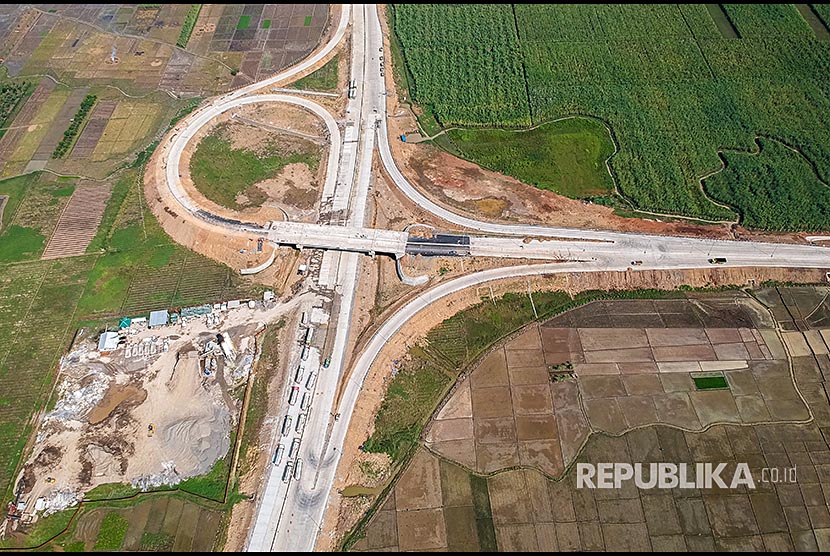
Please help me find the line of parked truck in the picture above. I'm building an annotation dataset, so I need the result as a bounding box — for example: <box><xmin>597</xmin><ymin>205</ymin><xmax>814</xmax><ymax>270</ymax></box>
<box><xmin>271</xmin><ymin>312</ymin><xmax>332</xmax><ymax>485</ymax></box>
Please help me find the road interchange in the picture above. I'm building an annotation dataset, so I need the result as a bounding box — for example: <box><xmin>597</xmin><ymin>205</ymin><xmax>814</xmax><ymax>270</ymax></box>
<box><xmin>149</xmin><ymin>4</ymin><xmax>830</xmax><ymax>552</ymax></box>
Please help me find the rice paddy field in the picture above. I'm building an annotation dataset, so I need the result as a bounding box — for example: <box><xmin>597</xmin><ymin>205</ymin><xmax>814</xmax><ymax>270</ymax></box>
<box><xmin>348</xmin><ymin>287</ymin><xmax>830</xmax><ymax>552</ymax></box>
<box><xmin>392</xmin><ymin>4</ymin><xmax>830</xmax><ymax>230</ymax></box>
<box><xmin>1</xmin><ymin>4</ymin><xmax>327</xmax><ymax>97</ymax></box>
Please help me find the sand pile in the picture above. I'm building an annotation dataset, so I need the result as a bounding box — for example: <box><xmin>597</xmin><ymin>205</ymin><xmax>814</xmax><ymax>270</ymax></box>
<box><xmin>159</xmin><ymin>404</ymin><xmax>230</xmax><ymax>478</ymax></box>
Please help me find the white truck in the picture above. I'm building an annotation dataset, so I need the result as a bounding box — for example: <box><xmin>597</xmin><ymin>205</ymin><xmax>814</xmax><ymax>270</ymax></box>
<box><xmin>289</xmin><ymin>437</ymin><xmax>301</xmax><ymax>459</ymax></box>
<box><xmin>288</xmin><ymin>385</ymin><xmax>299</xmax><ymax>406</ymax></box>
<box><xmin>272</xmin><ymin>444</ymin><xmax>285</xmax><ymax>465</ymax></box>
<box><xmin>295</xmin><ymin>413</ymin><xmax>307</xmax><ymax>434</ymax></box>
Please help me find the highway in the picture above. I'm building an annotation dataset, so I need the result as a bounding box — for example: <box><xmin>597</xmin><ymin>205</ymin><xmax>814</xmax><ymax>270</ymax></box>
<box><xmin>247</xmin><ymin>4</ymin><xmax>390</xmax><ymax>553</ymax></box>
<box><xmin>148</xmin><ymin>3</ymin><xmax>830</xmax><ymax>552</ymax></box>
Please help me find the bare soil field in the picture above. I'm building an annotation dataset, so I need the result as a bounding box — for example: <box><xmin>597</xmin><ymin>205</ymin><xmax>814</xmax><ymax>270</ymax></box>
<box><xmin>41</xmin><ymin>183</ymin><xmax>112</xmax><ymax>259</ymax></box>
<box><xmin>12</xmin><ymin>299</ymin><xmax>300</xmax><ymax>527</ymax></box>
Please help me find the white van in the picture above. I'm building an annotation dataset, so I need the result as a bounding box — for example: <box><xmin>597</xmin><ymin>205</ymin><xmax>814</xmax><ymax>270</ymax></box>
<box><xmin>288</xmin><ymin>386</ymin><xmax>299</xmax><ymax>406</ymax></box>
<box><xmin>282</xmin><ymin>461</ymin><xmax>294</xmax><ymax>483</ymax></box>
<box><xmin>281</xmin><ymin>415</ymin><xmax>292</xmax><ymax>436</ymax></box>
<box><xmin>293</xmin><ymin>459</ymin><xmax>303</xmax><ymax>480</ymax></box>
<box><xmin>300</xmin><ymin>392</ymin><xmax>311</xmax><ymax>411</ymax></box>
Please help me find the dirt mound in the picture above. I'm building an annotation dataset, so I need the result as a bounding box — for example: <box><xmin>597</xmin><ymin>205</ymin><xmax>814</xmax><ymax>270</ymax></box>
<box><xmin>159</xmin><ymin>406</ymin><xmax>230</xmax><ymax>477</ymax></box>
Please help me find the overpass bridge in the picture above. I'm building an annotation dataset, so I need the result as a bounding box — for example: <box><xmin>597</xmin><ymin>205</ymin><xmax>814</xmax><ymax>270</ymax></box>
<box><xmin>264</xmin><ymin>221</ymin><xmax>409</xmax><ymax>258</ymax></box>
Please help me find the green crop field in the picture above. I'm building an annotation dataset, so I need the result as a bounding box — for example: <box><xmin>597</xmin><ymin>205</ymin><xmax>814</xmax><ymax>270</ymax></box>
<box><xmin>704</xmin><ymin>138</ymin><xmax>830</xmax><ymax>231</ymax></box>
<box><xmin>446</xmin><ymin>117</ymin><xmax>615</xmax><ymax>198</ymax></box>
<box><xmin>393</xmin><ymin>4</ymin><xmax>830</xmax><ymax>230</ymax></box>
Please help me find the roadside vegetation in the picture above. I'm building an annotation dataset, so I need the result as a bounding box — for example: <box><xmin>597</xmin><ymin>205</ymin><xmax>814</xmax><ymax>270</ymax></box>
<box><xmin>289</xmin><ymin>54</ymin><xmax>339</xmax><ymax>92</ymax></box>
<box><xmin>392</xmin><ymin>4</ymin><xmax>830</xmax><ymax>230</ymax></box>
<box><xmin>176</xmin><ymin>4</ymin><xmax>202</xmax><ymax>49</ymax></box>
<box><xmin>446</xmin><ymin>117</ymin><xmax>615</xmax><ymax>199</ymax></box>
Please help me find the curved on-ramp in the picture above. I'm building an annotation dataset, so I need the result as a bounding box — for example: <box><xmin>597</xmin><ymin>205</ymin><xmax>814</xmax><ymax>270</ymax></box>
<box><xmin>164</xmin><ymin>93</ymin><xmax>341</xmax><ymax>235</ymax></box>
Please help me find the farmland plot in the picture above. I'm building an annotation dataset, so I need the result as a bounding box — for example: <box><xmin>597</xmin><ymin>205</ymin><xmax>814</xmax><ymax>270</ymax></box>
<box><xmin>393</xmin><ymin>4</ymin><xmax>830</xmax><ymax>230</ymax></box>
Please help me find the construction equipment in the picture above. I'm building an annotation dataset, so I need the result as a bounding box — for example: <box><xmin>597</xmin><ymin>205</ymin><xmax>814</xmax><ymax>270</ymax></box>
<box><xmin>45</xmin><ymin>477</ymin><xmax>55</xmax><ymax>485</ymax></box>
<box><xmin>147</xmin><ymin>423</ymin><xmax>155</xmax><ymax>437</ymax></box>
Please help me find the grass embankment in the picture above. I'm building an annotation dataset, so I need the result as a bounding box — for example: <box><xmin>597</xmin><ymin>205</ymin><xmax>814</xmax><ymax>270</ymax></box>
<box><xmin>289</xmin><ymin>55</ymin><xmax>339</xmax><ymax>92</ymax></box>
<box><xmin>176</xmin><ymin>4</ymin><xmax>202</xmax><ymax>49</ymax></box>
<box><xmin>446</xmin><ymin>117</ymin><xmax>615</xmax><ymax>199</ymax></box>
<box><xmin>190</xmin><ymin>124</ymin><xmax>319</xmax><ymax>210</ymax></box>
<box><xmin>364</xmin><ymin>290</ymin><xmax>576</xmax><ymax>462</ymax></box>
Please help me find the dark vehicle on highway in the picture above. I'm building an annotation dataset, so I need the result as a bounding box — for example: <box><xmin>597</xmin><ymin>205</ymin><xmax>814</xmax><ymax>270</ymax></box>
<box><xmin>708</xmin><ymin>257</ymin><xmax>727</xmax><ymax>264</ymax></box>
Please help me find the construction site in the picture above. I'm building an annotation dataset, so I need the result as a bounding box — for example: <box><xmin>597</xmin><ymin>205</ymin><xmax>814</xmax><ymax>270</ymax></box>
<box><xmin>2</xmin><ymin>292</ymin><xmax>304</xmax><ymax>537</ymax></box>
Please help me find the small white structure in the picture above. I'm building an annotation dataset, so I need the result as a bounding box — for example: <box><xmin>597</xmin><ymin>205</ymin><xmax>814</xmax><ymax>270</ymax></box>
<box><xmin>98</xmin><ymin>331</ymin><xmax>120</xmax><ymax>354</ymax></box>
<box><xmin>148</xmin><ymin>310</ymin><xmax>168</xmax><ymax>328</ymax></box>
<box><xmin>263</xmin><ymin>290</ymin><xmax>275</xmax><ymax>303</ymax></box>
<box><xmin>228</xmin><ymin>300</ymin><xmax>241</xmax><ymax>310</ymax></box>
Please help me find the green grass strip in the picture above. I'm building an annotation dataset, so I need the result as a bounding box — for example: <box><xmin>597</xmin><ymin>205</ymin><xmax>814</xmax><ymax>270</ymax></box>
<box><xmin>176</xmin><ymin>4</ymin><xmax>202</xmax><ymax>49</ymax></box>
<box><xmin>52</xmin><ymin>94</ymin><xmax>96</xmax><ymax>159</ymax></box>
